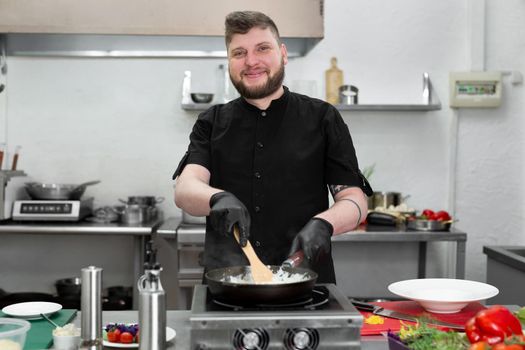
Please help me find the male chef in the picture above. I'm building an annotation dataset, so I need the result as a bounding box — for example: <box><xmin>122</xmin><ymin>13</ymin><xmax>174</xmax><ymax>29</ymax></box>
<box><xmin>173</xmin><ymin>11</ymin><xmax>372</xmax><ymax>283</ymax></box>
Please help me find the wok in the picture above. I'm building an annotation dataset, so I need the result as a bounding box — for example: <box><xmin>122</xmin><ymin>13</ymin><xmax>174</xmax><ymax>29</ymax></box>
<box><xmin>205</xmin><ymin>265</ymin><xmax>318</xmax><ymax>305</ymax></box>
<box><xmin>25</xmin><ymin>180</ymin><xmax>101</xmax><ymax>200</ymax></box>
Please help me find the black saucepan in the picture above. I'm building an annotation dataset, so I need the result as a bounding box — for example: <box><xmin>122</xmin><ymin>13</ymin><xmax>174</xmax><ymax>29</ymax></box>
<box><xmin>205</xmin><ymin>265</ymin><xmax>318</xmax><ymax>305</ymax></box>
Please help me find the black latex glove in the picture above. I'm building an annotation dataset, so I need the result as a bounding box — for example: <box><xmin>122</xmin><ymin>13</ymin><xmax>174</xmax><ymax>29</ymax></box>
<box><xmin>209</xmin><ymin>191</ymin><xmax>250</xmax><ymax>247</ymax></box>
<box><xmin>288</xmin><ymin>218</ymin><xmax>334</xmax><ymax>266</ymax></box>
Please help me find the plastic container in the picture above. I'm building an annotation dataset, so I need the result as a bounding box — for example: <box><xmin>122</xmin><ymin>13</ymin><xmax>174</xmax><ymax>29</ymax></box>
<box><xmin>0</xmin><ymin>318</ymin><xmax>31</xmax><ymax>350</ymax></box>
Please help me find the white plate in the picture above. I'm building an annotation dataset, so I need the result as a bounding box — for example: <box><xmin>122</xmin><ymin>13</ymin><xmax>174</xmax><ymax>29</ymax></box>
<box><xmin>388</xmin><ymin>278</ymin><xmax>499</xmax><ymax>314</ymax></box>
<box><xmin>103</xmin><ymin>327</ymin><xmax>176</xmax><ymax>348</ymax></box>
<box><xmin>2</xmin><ymin>301</ymin><xmax>62</xmax><ymax>320</ymax></box>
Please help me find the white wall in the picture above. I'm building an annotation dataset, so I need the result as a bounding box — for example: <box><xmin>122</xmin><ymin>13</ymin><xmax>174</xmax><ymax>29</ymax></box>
<box><xmin>0</xmin><ymin>0</ymin><xmax>523</xmax><ymax>292</ymax></box>
<box><xmin>455</xmin><ymin>0</ymin><xmax>525</xmax><ymax>280</ymax></box>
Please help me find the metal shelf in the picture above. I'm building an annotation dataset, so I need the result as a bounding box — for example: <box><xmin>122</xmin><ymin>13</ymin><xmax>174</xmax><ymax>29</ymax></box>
<box><xmin>181</xmin><ymin>102</ymin><xmax>214</xmax><ymax>110</ymax></box>
<box><xmin>181</xmin><ymin>73</ymin><xmax>441</xmax><ymax>112</ymax></box>
<box><xmin>0</xmin><ymin>170</ymin><xmax>27</xmax><ymax>180</ymax></box>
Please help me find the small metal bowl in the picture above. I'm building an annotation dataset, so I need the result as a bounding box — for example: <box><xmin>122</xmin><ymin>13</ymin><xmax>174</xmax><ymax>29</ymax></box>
<box><xmin>407</xmin><ymin>219</ymin><xmax>451</xmax><ymax>231</ymax></box>
<box><xmin>191</xmin><ymin>93</ymin><xmax>213</xmax><ymax>104</ymax></box>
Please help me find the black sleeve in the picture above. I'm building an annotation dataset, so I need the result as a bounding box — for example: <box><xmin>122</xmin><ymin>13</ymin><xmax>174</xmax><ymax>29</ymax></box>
<box><xmin>172</xmin><ymin>108</ymin><xmax>215</xmax><ymax>179</ymax></box>
<box><xmin>323</xmin><ymin>105</ymin><xmax>373</xmax><ymax>196</ymax></box>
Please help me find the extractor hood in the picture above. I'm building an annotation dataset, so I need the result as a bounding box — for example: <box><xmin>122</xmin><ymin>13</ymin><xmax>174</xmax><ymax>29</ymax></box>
<box><xmin>1</xmin><ymin>33</ymin><xmax>321</xmax><ymax>59</ymax></box>
<box><xmin>0</xmin><ymin>0</ymin><xmax>324</xmax><ymax>58</ymax></box>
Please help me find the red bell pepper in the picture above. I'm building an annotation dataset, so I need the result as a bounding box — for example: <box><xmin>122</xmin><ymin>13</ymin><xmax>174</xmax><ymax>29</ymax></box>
<box><xmin>466</xmin><ymin>305</ymin><xmax>524</xmax><ymax>345</ymax></box>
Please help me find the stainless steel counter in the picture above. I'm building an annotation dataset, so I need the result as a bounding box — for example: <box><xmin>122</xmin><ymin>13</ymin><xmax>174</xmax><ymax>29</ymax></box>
<box><xmin>334</xmin><ymin>227</ymin><xmax>467</xmax><ymax>280</ymax></box>
<box><xmin>0</xmin><ymin>218</ymin><xmax>164</xmax><ymax>308</ymax></box>
<box><xmin>69</xmin><ymin>310</ymin><xmax>388</xmax><ymax>350</ymax></box>
<box><xmin>155</xmin><ymin>219</ymin><xmax>467</xmax><ymax>306</ymax></box>
<box><xmin>0</xmin><ymin>218</ymin><xmax>163</xmax><ymax>235</ymax></box>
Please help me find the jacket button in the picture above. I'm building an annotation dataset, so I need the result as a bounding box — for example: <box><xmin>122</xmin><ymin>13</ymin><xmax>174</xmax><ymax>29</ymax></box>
<box><xmin>255</xmin><ymin>241</ymin><xmax>261</xmax><ymax>247</ymax></box>
<box><xmin>254</xmin><ymin>206</ymin><xmax>261</xmax><ymax>212</ymax></box>
<box><xmin>254</xmin><ymin>172</ymin><xmax>261</xmax><ymax>179</ymax></box>
<box><xmin>256</xmin><ymin>142</ymin><xmax>264</xmax><ymax>149</ymax></box>
<box><xmin>261</xmin><ymin>111</ymin><xmax>267</xmax><ymax>117</ymax></box>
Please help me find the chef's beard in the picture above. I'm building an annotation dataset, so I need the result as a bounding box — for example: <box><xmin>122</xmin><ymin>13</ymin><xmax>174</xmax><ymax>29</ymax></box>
<box><xmin>230</xmin><ymin>59</ymin><xmax>285</xmax><ymax>100</ymax></box>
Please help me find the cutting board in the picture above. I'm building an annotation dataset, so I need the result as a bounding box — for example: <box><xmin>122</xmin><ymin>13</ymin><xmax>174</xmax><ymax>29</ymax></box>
<box><xmin>0</xmin><ymin>309</ymin><xmax>77</xmax><ymax>350</ymax></box>
<box><xmin>360</xmin><ymin>301</ymin><xmax>485</xmax><ymax>335</ymax></box>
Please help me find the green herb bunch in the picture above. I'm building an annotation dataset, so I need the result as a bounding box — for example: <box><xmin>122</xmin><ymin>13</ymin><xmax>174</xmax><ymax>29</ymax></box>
<box><xmin>399</xmin><ymin>320</ymin><xmax>470</xmax><ymax>350</ymax></box>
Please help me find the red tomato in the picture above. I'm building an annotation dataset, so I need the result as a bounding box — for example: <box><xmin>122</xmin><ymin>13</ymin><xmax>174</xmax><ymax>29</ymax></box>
<box><xmin>107</xmin><ymin>329</ymin><xmax>121</xmax><ymax>343</ymax></box>
<box><xmin>435</xmin><ymin>210</ymin><xmax>452</xmax><ymax>221</ymax></box>
<box><xmin>421</xmin><ymin>209</ymin><xmax>435</xmax><ymax>220</ymax></box>
<box><xmin>120</xmin><ymin>331</ymin><xmax>134</xmax><ymax>344</ymax></box>
<box><xmin>469</xmin><ymin>341</ymin><xmax>490</xmax><ymax>350</ymax></box>
<box><xmin>492</xmin><ymin>344</ymin><xmax>525</xmax><ymax>350</ymax></box>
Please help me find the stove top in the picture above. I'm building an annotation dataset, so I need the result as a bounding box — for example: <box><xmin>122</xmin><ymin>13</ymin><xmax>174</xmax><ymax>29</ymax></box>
<box><xmin>209</xmin><ymin>285</ymin><xmax>332</xmax><ymax>312</ymax></box>
<box><xmin>190</xmin><ymin>284</ymin><xmax>363</xmax><ymax>350</ymax></box>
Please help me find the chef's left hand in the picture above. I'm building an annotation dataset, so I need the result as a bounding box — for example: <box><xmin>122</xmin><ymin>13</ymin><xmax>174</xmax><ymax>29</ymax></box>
<box><xmin>287</xmin><ymin>218</ymin><xmax>333</xmax><ymax>266</ymax></box>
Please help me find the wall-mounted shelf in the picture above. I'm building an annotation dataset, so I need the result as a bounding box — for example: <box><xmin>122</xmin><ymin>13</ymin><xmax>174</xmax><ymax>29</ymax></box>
<box><xmin>181</xmin><ymin>103</ymin><xmax>214</xmax><ymax>110</ymax></box>
<box><xmin>181</xmin><ymin>73</ymin><xmax>441</xmax><ymax>112</ymax></box>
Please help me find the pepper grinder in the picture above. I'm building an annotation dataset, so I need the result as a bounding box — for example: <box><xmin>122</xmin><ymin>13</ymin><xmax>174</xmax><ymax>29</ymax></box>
<box><xmin>79</xmin><ymin>266</ymin><xmax>103</xmax><ymax>350</ymax></box>
<box><xmin>138</xmin><ymin>240</ymin><xmax>166</xmax><ymax>350</ymax></box>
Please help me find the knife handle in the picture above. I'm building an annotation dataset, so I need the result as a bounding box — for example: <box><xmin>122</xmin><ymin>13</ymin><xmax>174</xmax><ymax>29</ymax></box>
<box><xmin>350</xmin><ymin>299</ymin><xmax>377</xmax><ymax>312</ymax></box>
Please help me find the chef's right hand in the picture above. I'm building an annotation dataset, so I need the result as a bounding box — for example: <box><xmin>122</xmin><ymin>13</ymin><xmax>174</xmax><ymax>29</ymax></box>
<box><xmin>209</xmin><ymin>191</ymin><xmax>250</xmax><ymax>247</ymax></box>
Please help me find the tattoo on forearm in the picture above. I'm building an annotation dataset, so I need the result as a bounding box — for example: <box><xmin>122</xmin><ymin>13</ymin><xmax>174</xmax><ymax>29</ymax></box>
<box><xmin>329</xmin><ymin>184</ymin><xmax>351</xmax><ymax>196</ymax></box>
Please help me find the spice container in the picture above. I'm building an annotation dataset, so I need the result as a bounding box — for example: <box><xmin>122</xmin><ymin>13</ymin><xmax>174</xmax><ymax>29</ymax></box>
<box><xmin>339</xmin><ymin>85</ymin><xmax>359</xmax><ymax>105</ymax></box>
<box><xmin>80</xmin><ymin>266</ymin><xmax>103</xmax><ymax>350</ymax></box>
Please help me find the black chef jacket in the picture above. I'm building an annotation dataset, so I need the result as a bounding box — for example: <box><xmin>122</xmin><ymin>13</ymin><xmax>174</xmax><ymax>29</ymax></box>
<box><xmin>173</xmin><ymin>86</ymin><xmax>372</xmax><ymax>283</ymax></box>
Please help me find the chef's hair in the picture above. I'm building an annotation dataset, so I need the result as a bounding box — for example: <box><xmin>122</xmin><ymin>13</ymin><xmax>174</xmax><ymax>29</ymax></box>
<box><xmin>225</xmin><ymin>11</ymin><xmax>281</xmax><ymax>47</ymax></box>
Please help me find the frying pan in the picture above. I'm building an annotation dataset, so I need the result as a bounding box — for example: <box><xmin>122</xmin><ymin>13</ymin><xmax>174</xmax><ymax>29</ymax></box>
<box><xmin>205</xmin><ymin>265</ymin><xmax>318</xmax><ymax>305</ymax></box>
<box><xmin>25</xmin><ymin>180</ymin><xmax>101</xmax><ymax>200</ymax></box>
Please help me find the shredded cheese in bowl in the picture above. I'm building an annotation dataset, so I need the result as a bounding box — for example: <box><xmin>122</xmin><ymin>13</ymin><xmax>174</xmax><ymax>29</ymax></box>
<box><xmin>52</xmin><ymin>323</ymin><xmax>80</xmax><ymax>337</ymax></box>
<box><xmin>0</xmin><ymin>339</ymin><xmax>22</xmax><ymax>350</ymax></box>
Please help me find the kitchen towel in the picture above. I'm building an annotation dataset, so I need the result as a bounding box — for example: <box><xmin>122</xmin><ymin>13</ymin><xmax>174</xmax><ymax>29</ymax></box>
<box><xmin>360</xmin><ymin>301</ymin><xmax>485</xmax><ymax>336</ymax></box>
<box><xmin>0</xmin><ymin>309</ymin><xmax>77</xmax><ymax>350</ymax></box>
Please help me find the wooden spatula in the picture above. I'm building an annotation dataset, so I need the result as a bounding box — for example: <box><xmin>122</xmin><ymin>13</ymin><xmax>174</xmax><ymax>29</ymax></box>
<box><xmin>233</xmin><ymin>225</ymin><xmax>273</xmax><ymax>283</ymax></box>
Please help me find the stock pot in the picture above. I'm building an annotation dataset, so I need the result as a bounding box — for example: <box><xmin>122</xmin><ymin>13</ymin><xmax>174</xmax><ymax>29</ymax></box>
<box><xmin>119</xmin><ymin>196</ymin><xmax>164</xmax><ymax>206</ymax></box>
<box><xmin>368</xmin><ymin>191</ymin><xmax>403</xmax><ymax>209</ymax></box>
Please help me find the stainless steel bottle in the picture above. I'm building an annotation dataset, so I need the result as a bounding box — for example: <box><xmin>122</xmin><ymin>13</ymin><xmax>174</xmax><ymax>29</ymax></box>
<box><xmin>138</xmin><ymin>241</ymin><xmax>166</xmax><ymax>350</ymax></box>
<box><xmin>79</xmin><ymin>266</ymin><xmax>103</xmax><ymax>350</ymax></box>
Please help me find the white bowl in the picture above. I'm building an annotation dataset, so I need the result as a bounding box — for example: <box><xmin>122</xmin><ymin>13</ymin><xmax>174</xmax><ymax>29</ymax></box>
<box><xmin>388</xmin><ymin>278</ymin><xmax>499</xmax><ymax>313</ymax></box>
<box><xmin>53</xmin><ymin>334</ymin><xmax>81</xmax><ymax>350</ymax></box>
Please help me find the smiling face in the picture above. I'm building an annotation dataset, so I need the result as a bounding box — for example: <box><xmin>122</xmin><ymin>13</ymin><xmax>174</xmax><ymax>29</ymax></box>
<box><xmin>227</xmin><ymin>26</ymin><xmax>288</xmax><ymax>100</ymax></box>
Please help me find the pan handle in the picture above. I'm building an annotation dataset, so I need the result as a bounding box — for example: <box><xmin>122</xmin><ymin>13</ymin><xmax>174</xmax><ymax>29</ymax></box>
<box><xmin>282</xmin><ymin>250</ymin><xmax>305</xmax><ymax>268</ymax></box>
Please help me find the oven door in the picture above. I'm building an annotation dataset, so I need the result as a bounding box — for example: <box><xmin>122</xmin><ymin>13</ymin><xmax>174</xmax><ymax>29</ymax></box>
<box><xmin>177</xmin><ymin>240</ymin><xmax>205</xmax><ymax>309</ymax></box>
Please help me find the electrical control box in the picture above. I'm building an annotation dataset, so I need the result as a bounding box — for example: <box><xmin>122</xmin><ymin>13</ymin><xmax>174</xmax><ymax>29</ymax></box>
<box><xmin>449</xmin><ymin>71</ymin><xmax>502</xmax><ymax>108</ymax></box>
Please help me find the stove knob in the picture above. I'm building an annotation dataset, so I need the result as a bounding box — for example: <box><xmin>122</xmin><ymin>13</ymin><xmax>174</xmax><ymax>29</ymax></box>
<box><xmin>293</xmin><ymin>330</ymin><xmax>310</xmax><ymax>349</ymax></box>
<box><xmin>242</xmin><ymin>330</ymin><xmax>261</xmax><ymax>348</ymax></box>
